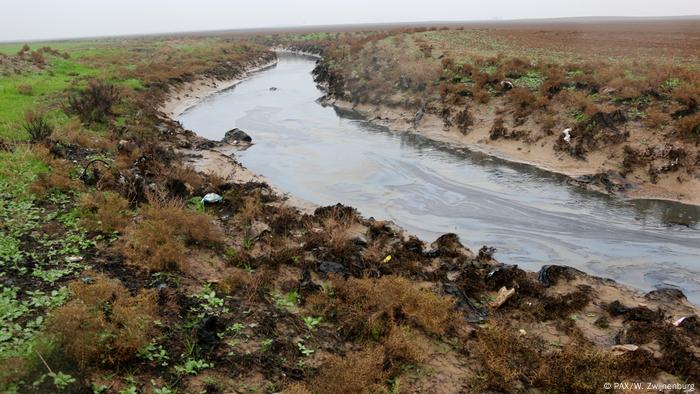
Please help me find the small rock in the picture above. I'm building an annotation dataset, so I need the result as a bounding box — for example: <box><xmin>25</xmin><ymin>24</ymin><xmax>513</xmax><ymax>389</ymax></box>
<box><xmin>489</xmin><ymin>286</ymin><xmax>515</xmax><ymax>308</ymax></box>
<box><xmin>318</xmin><ymin>261</ymin><xmax>349</xmax><ymax>277</ymax></box>
<box><xmin>222</xmin><ymin>128</ymin><xmax>252</xmax><ymax>144</ymax></box>
<box><xmin>269</xmin><ymin>87</ymin><xmax>278</xmax><ymax>91</ymax></box>
<box><xmin>202</xmin><ymin>193</ymin><xmax>223</xmax><ymax>204</ymax></box>
<box><xmin>249</xmin><ymin>221</ymin><xmax>271</xmax><ymax>239</ymax></box>
<box><xmin>81</xmin><ymin>276</ymin><xmax>93</xmax><ymax>284</ymax></box>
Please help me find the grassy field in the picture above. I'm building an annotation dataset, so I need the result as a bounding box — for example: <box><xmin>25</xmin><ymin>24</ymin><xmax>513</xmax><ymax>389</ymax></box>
<box><xmin>0</xmin><ymin>24</ymin><xmax>698</xmax><ymax>393</ymax></box>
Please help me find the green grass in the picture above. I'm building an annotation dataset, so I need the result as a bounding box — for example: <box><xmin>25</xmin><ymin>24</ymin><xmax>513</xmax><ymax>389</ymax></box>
<box><xmin>0</xmin><ymin>56</ymin><xmax>100</xmax><ymax>141</ymax></box>
<box><xmin>0</xmin><ymin>147</ymin><xmax>49</xmax><ymax>195</ymax></box>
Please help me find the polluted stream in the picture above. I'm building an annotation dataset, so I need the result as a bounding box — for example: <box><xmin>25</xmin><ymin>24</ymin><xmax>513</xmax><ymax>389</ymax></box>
<box><xmin>178</xmin><ymin>54</ymin><xmax>700</xmax><ymax>303</ymax></box>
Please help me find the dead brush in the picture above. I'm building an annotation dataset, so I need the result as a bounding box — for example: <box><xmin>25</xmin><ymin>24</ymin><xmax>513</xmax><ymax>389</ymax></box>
<box><xmin>23</xmin><ymin>110</ymin><xmax>54</xmax><ymax>142</ymax></box>
<box><xmin>307</xmin><ymin>275</ymin><xmax>454</xmax><ymax>338</ymax></box>
<box><xmin>27</xmin><ymin>145</ymin><xmax>83</xmax><ymax>196</ymax></box>
<box><xmin>470</xmin><ymin>321</ymin><xmax>546</xmax><ymax>392</ymax></box>
<box><xmin>311</xmin><ymin>347</ymin><xmax>386</xmax><ymax>394</ymax></box>
<box><xmin>236</xmin><ymin>191</ymin><xmax>264</xmax><ymax>226</ymax></box>
<box><xmin>676</xmin><ymin>113</ymin><xmax>700</xmax><ymax>143</ymax></box>
<box><xmin>321</xmin><ymin>216</ymin><xmax>354</xmax><ymax>256</ymax></box>
<box><xmin>78</xmin><ymin>191</ymin><xmax>132</xmax><ymax>234</ymax></box>
<box><xmin>47</xmin><ymin>273</ymin><xmax>158</xmax><ymax>367</ymax></box>
<box><xmin>53</xmin><ymin>119</ymin><xmax>115</xmax><ymax>151</ymax></box>
<box><xmin>123</xmin><ymin>197</ymin><xmax>222</xmax><ymax>271</ymax></box>
<box><xmin>67</xmin><ymin>80</ymin><xmax>121</xmax><ymax>123</ymax></box>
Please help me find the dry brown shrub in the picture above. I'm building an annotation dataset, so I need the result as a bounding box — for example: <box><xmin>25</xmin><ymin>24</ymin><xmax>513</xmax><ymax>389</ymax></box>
<box><xmin>471</xmin><ymin>322</ymin><xmax>545</xmax><ymax>392</ymax></box>
<box><xmin>644</xmin><ymin>108</ymin><xmax>671</xmax><ymax>129</ymax></box>
<box><xmin>672</xmin><ymin>84</ymin><xmax>699</xmax><ymax>110</ymax></box>
<box><xmin>454</xmin><ymin>106</ymin><xmax>474</xmax><ymax>134</ymax></box>
<box><xmin>312</xmin><ymin>347</ymin><xmax>386</xmax><ymax>394</ymax></box>
<box><xmin>321</xmin><ymin>216</ymin><xmax>353</xmax><ymax>255</ymax></box>
<box><xmin>79</xmin><ymin>191</ymin><xmax>131</xmax><ymax>233</ymax></box>
<box><xmin>236</xmin><ymin>192</ymin><xmax>264</xmax><ymax>226</ymax></box>
<box><xmin>141</xmin><ymin>198</ymin><xmax>222</xmax><ymax>245</ymax></box>
<box><xmin>123</xmin><ymin>198</ymin><xmax>222</xmax><ymax>271</ymax></box>
<box><xmin>535</xmin><ymin>345</ymin><xmax>621</xmax><ymax>393</ymax></box>
<box><xmin>382</xmin><ymin>324</ymin><xmax>427</xmax><ymax>365</ymax></box>
<box><xmin>47</xmin><ymin>274</ymin><xmax>158</xmax><ymax>367</ymax></box>
<box><xmin>473</xmin><ymin>320</ymin><xmax>624</xmax><ymax>393</ymax></box>
<box><xmin>53</xmin><ymin>120</ymin><xmax>115</xmax><ymax>150</ymax></box>
<box><xmin>676</xmin><ymin>113</ymin><xmax>700</xmax><ymax>143</ymax></box>
<box><xmin>308</xmin><ymin>275</ymin><xmax>454</xmax><ymax>338</ymax></box>
<box><xmin>471</xmin><ymin>85</ymin><xmax>490</xmax><ymax>104</ymax></box>
<box><xmin>27</xmin><ymin>146</ymin><xmax>83</xmax><ymax>196</ymax></box>
<box><xmin>562</xmin><ymin>90</ymin><xmax>599</xmax><ymax>117</ymax></box>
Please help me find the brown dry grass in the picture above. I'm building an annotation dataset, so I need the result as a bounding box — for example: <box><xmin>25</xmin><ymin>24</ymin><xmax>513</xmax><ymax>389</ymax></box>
<box><xmin>27</xmin><ymin>145</ymin><xmax>83</xmax><ymax>196</ymax></box>
<box><xmin>311</xmin><ymin>347</ymin><xmax>386</xmax><ymax>394</ymax></box>
<box><xmin>122</xmin><ymin>198</ymin><xmax>222</xmax><ymax>271</ymax></box>
<box><xmin>472</xmin><ymin>320</ymin><xmax>624</xmax><ymax>393</ymax></box>
<box><xmin>307</xmin><ymin>275</ymin><xmax>454</xmax><ymax>338</ymax></box>
<box><xmin>47</xmin><ymin>273</ymin><xmax>158</xmax><ymax>367</ymax></box>
<box><xmin>79</xmin><ymin>191</ymin><xmax>131</xmax><ymax>233</ymax></box>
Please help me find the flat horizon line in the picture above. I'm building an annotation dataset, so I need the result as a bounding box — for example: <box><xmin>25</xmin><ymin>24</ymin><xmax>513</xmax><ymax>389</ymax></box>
<box><xmin>2</xmin><ymin>14</ymin><xmax>699</xmax><ymax>44</ymax></box>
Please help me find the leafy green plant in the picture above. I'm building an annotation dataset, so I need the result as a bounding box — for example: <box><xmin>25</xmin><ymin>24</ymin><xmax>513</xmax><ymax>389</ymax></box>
<box><xmin>273</xmin><ymin>290</ymin><xmax>299</xmax><ymax>312</ymax></box>
<box><xmin>175</xmin><ymin>358</ymin><xmax>213</xmax><ymax>375</ymax></box>
<box><xmin>188</xmin><ymin>197</ymin><xmax>205</xmax><ymax>213</ymax></box>
<box><xmin>138</xmin><ymin>340</ymin><xmax>169</xmax><ymax>366</ymax></box>
<box><xmin>303</xmin><ymin>316</ymin><xmax>322</xmax><ymax>331</ymax></box>
<box><xmin>297</xmin><ymin>341</ymin><xmax>314</xmax><ymax>357</ymax></box>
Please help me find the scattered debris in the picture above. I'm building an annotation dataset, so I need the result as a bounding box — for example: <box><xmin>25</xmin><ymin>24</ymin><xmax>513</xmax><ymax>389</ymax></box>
<box><xmin>202</xmin><ymin>193</ymin><xmax>223</xmax><ymax>204</ymax></box>
<box><xmin>500</xmin><ymin>80</ymin><xmax>514</xmax><ymax>90</ymax></box>
<box><xmin>562</xmin><ymin>128</ymin><xmax>572</xmax><ymax>144</ymax></box>
<box><xmin>673</xmin><ymin>316</ymin><xmax>687</xmax><ymax>326</ymax></box>
<box><xmin>489</xmin><ymin>286</ymin><xmax>515</xmax><ymax>308</ymax></box>
<box><xmin>611</xmin><ymin>344</ymin><xmax>639</xmax><ymax>354</ymax></box>
<box><xmin>269</xmin><ymin>86</ymin><xmax>278</xmax><ymax>91</ymax></box>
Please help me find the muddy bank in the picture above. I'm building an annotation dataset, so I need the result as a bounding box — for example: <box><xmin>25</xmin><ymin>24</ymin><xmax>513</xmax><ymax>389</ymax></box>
<box><xmin>323</xmin><ymin>96</ymin><xmax>700</xmax><ymax>206</ymax></box>
<box><xmin>154</xmin><ymin>53</ymin><xmax>700</xmax><ymax>392</ymax></box>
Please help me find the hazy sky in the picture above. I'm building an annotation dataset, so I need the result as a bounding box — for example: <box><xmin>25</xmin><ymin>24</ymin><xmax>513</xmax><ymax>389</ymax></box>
<box><xmin>3</xmin><ymin>0</ymin><xmax>699</xmax><ymax>42</ymax></box>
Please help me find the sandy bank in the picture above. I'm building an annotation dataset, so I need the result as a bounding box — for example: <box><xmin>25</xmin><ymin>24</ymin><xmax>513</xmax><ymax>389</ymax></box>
<box><xmin>161</xmin><ymin>59</ymin><xmax>278</xmax><ymax>119</ymax></box>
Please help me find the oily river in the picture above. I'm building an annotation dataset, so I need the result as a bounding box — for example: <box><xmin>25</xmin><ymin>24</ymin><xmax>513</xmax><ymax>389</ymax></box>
<box><xmin>178</xmin><ymin>54</ymin><xmax>700</xmax><ymax>303</ymax></box>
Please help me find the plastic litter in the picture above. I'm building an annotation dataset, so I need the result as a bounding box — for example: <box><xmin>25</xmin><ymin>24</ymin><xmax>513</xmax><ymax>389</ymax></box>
<box><xmin>673</xmin><ymin>316</ymin><xmax>687</xmax><ymax>326</ymax></box>
<box><xmin>66</xmin><ymin>256</ymin><xmax>83</xmax><ymax>263</ymax></box>
<box><xmin>562</xmin><ymin>128</ymin><xmax>572</xmax><ymax>144</ymax></box>
<box><xmin>500</xmin><ymin>80</ymin><xmax>514</xmax><ymax>90</ymax></box>
<box><xmin>202</xmin><ymin>193</ymin><xmax>223</xmax><ymax>204</ymax></box>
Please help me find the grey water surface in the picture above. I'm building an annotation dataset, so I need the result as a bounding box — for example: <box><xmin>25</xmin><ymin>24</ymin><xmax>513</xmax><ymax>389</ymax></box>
<box><xmin>178</xmin><ymin>54</ymin><xmax>700</xmax><ymax>303</ymax></box>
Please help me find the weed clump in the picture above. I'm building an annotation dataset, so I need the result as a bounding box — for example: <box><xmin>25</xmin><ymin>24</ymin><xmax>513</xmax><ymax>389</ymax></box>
<box><xmin>312</xmin><ymin>347</ymin><xmax>386</xmax><ymax>394</ymax></box>
<box><xmin>23</xmin><ymin>111</ymin><xmax>54</xmax><ymax>142</ymax></box>
<box><xmin>123</xmin><ymin>198</ymin><xmax>222</xmax><ymax>271</ymax></box>
<box><xmin>47</xmin><ymin>274</ymin><xmax>158</xmax><ymax>367</ymax></box>
<box><xmin>67</xmin><ymin>80</ymin><xmax>121</xmax><ymax>123</ymax></box>
<box><xmin>79</xmin><ymin>191</ymin><xmax>132</xmax><ymax>234</ymax></box>
<box><xmin>307</xmin><ymin>275</ymin><xmax>454</xmax><ymax>338</ymax></box>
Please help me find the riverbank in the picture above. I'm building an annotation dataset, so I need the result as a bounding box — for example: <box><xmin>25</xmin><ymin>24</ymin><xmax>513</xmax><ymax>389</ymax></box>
<box><xmin>157</xmin><ymin>53</ymin><xmax>700</xmax><ymax>392</ymax></box>
<box><xmin>323</xmin><ymin>96</ymin><xmax>700</xmax><ymax>206</ymax></box>
<box><xmin>161</xmin><ymin>58</ymin><xmax>279</xmax><ymax>118</ymax></box>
